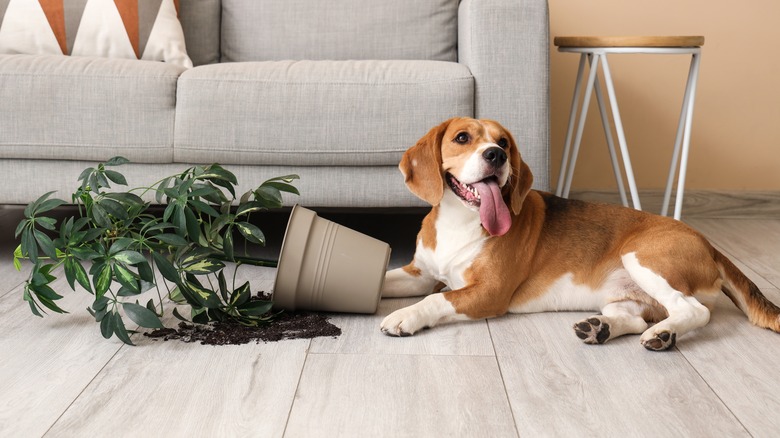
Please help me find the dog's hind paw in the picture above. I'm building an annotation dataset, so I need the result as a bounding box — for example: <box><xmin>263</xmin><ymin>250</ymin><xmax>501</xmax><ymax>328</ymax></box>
<box><xmin>573</xmin><ymin>317</ymin><xmax>611</xmax><ymax>344</ymax></box>
<box><xmin>640</xmin><ymin>329</ymin><xmax>677</xmax><ymax>351</ymax></box>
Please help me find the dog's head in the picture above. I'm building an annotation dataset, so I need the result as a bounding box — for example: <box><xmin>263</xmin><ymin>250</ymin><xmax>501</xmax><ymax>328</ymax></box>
<box><xmin>400</xmin><ymin>117</ymin><xmax>533</xmax><ymax>236</ymax></box>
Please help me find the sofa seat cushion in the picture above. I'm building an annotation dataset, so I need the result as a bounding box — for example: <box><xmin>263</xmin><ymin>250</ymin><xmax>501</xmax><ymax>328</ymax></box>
<box><xmin>174</xmin><ymin>60</ymin><xmax>474</xmax><ymax>166</ymax></box>
<box><xmin>0</xmin><ymin>54</ymin><xmax>185</xmax><ymax>163</ymax></box>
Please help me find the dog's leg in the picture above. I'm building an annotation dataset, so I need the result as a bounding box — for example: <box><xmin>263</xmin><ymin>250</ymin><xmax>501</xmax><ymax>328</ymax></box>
<box><xmin>380</xmin><ymin>292</ymin><xmax>470</xmax><ymax>336</ymax></box>
<box><xmin>381</xmin><ymin>264</ymin><xmax>443</xmax><ymax>298</ymax></box>
<box><xmin>573</xmin><ymin>300</ymin><xmax>650</xmax><ymax>344</ymax></box>
<box><xmin>380</xmin><ymin>284</ymin><xmax>508</xmax><ymax>336</ymax></box>
<box><xmin>622</xmin><ymin>252</ymin><xmax>712</xmax><ymax>351</ymax></box>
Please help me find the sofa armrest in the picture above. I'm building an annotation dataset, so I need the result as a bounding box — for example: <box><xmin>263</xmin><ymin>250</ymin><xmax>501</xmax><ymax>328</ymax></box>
<box><xmin>458</xmin><ymin>0</ymin><xmax>550</xmax><ymax>190</ymax></box>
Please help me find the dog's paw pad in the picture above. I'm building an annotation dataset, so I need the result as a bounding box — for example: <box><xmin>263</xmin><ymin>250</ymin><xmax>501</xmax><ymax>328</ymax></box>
<box><xmin>573</xmin><ymin>317</ymin><xmax>610</xmax><ymax>344</ymax></box>
<box><xmin>641</xmin><ymin>330</ymin><xmax>677</xmax><ymax>351</ymax></box>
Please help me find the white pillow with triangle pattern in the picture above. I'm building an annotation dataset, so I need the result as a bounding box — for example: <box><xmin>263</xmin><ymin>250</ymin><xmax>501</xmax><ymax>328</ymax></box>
<box><xmin>0</xmin><ymin>0</ymin><xmax>192</xmax><ymax>68</ymax></box>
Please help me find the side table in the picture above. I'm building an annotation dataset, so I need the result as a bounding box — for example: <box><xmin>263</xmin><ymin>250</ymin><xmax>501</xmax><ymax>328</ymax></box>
<box><xmin>554</xmin><ymin>36</ymin><xmax>703</xmax><ymax>220</ymax></box>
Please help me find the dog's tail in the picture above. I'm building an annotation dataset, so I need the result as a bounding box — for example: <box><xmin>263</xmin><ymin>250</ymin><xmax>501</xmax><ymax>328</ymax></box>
<box><xmin>715</xmin><ymin>249</ymin><xmax>780</xmax><ymax>332</ymax></box>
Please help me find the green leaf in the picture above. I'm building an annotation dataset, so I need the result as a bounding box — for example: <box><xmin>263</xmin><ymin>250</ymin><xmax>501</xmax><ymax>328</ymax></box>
<box><xmin>185</xmin><ymin>277</ymin><xmax>222</xmax><ymax>309</ymax></box>
<box><xmin>152</xmin><ymin>252</ymin><xmax>179</xmax><ymax>283</ymax></box>
<box><xmin>111</xmin><ymin>312</ymin><xmax>134</xmax><ymax>345</ymax></box>
<box><xmin>104</xmin><ymin>156</ymin><xmax>130</xmax><ymax>166</ymax></box>
<box><xmin>182</xmin><ymin>258</ymin><xmax>225</xmax><ymax>275</ymax></box>
<box><xmin>64</xmin><ymin>257</ymin><xmax>92</xmax><ymax>293</ymax></box>
<box><xmin>188</xmin><ymin>199</ymin><xmax>220</xmax><ymax>218</ymax></box>
<box><xmin>155</xmin><ymin>177</ymin><xmax>172</xmax><ymax>204</ymax></box>
<box><xmin>91</xmin><ymin>203</ymin><xmax>111</xmax><ymax>228</ymax></box>
<box><xmin>236</xmin><ymin>222</ymin><xmax>265</xmax><ymax>245</ymax></box>
<box><xmin>198</xmin><ymin>165</ymin><xmax>238</xmax><ymax>184</ymax></box>
<box><xmin>94</xmin><ymin>263</ymin><xmax>113</xmax><ymax>299</ymax></box>
<box><xmin>24</xmin><ymin>191</ymin><xmax>62</xmax><ymax>217</ymax></box>
<box><xmin>100</xmin><ymin>313</ymin><xmax>114</xmax><ymax>338</ymax></box>
<box><xmin>27</xmin><ymin>280</ymin><xmax>67</xmax><ymax>314</ymax></box>
<box><xmin>114</xmin><ymin>250</ymin><xmax>147</xmax><ymax>265</ymax></box>
<box><xmin>108</xmin><ymin>238</ymin><xmax>133</xmax><ymax>255</ymax></box>
<box><xmin>184</xmin><ymin>206</ymin><xmax>202</xmax><ymax>244</ymax></box>
<box><xmin>21</xmin><ymin>229</ymin><xmax>37</xmax><ymax>263</ymax></box>
<box><xmin>230</xmin><ymin>281</ymin><xmax>251</xmax><ymax>307</ymax></box>
<box><xmin>253</xmin><ymin>186</ymin><xmax>283</xmax><ymax>208</ymax></box>
<box><xmin>238</xmin><ymin>300</ymin><xmax>273</xmax><ymax>316</ymax></box>
<box><xmin>264</xmin><ymin>174</ymin><xmax>300</xmax><ymax>184</ymax></box>
<box><xmin>155</xmin><ymin>233</ymin><xmax>188</xmax><ymax>247</ymax></box>
<box><xmin>208</xmin><ymin>177</ymin><xmax>236</xmax><ymax>199</ymax></box>
<box><xmin>33</xmin><ymin>229</ymin><xmax>59</xmax><ymax>260</ymax></box>
<box><xmin>235</xmin><ymin>201</ymin><xmax>268</xmax><ymax>217</ymax></box>
<box><xmin>92</xmin><ymin>295</ymin><xmax>110</xmax><ymax>312</ymax></box>
<box><xmin>172</xmin><ymin>307</ymin><xmax>189</xmax><ymax>322</ymax></box>
<box><xmin>98</xmin><ymin>198</ymin><xmax>128</xmax><ymax>220</ymax></box>
<box><xmin>103</xmin><ymin>169</ymin><xmax>128</xmax><ymax>186</ymax></box>
<box><xmin>122</xmin><ymin>302</ymin><xmax>164</xmax><ymax>329</ymax></box>
<box><xmin>15</xmin><ymin>218</ymin><xmax>28</xmax><ymax>238</ymax></box>
<box><xmin>13</xmin><ymin>245</ymin><xmax>22</xmax><ymax>271</ymax></box>
<box><xmin>262</xmin><ymin>181</ymin><xmax>300</xmax><ymax>196</ymax></box>
<box><xmin>223</xmin><ymin>226</ymin><xmax>234</xmax><ymax>261</ymax></box>
<box><xmin>217</xmin><ymin>271</ymin><xmax>229</xmax><ymax>302</ymax></box>
<box><xmin>136</xmin><ymin>261</ymin><xmax>155</xmax><ymax>283</ymax></box>
<box><xmin>104</xmin><ymin>192</ymin><xmax>144</xmax><ymax>206</ymax></box>
<box><xmin>23</xmin><ymin>286</ymin><xmax>43</xmax><ymax>317</ymax></box>
<box><xmin>114</xmin><ymin>264</ymin><xmax>140</xmax><ymax>294</ymax></box>
<box><xmin>36</xmin><ymin>216</ymin><xmax>57</xmax><ymax>231</ymax></box>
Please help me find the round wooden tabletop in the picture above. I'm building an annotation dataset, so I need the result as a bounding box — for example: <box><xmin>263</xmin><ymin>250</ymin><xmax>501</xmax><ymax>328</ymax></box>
<box><xmin>554</xmin><ymin>36</ymin><xmax>704</xmax><ymax>48</ymax></box>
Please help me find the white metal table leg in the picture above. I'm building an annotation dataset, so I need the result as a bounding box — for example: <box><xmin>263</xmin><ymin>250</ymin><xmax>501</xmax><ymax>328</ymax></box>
<box><xmin>600</xmin><ymin>54</ymin><xmax>642</xmax><ymax>210</ymax></box>
<box><xmin>661</xmin><ymin>53</ymin><xmax>698</xmax><ymax>217</ymax></box>
<box><xmin>591</xmin><ymin>57</ymin><xmax>629</xmax><ymax>207</ymax></box>
<box><xmin>556</xmin><ymin>54</ymin><xmax>587</xmax><ymax>197</ymax></box>
<box><xmin>562</xmin><ymin>53</ymin><xmax>603</xmax><ymax>198</ymax></box>
<box><xmin>672</xmin><ymin>52</ymin><xmax>702</xmax><ymax>220</ymax></box>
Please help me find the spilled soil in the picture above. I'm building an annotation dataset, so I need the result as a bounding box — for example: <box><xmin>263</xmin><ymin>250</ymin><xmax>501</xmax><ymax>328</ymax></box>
<box><xmin>144</xmin><ymin>312</ymin><xmax>341</xmax><ymax>346</ymax></box>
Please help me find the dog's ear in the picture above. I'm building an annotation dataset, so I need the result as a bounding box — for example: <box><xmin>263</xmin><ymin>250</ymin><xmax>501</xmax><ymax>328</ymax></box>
<box><xmin>506</xmin><ymin>133</ymin><xmax>534</xmax><ymax>215</ymax></box>
<box><xmin>399</xmin><ymin>119</ymin><xmax>452</xmax><ymax>206</ymax></box>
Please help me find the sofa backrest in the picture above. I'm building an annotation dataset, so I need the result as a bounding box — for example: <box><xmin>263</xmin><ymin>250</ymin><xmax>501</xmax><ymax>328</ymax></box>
<box><xmin>179</xmin><ymin>0</ymin><xmax>222</xmax><ymax>66</ymax></box>
<box><xmin>180</xmin><ymin>0</ymin><xmax>459</xmax><ymax>65</ymax></box>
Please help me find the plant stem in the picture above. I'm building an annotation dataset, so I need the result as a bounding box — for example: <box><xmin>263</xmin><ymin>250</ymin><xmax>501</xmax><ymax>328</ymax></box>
<box><xmin>214</xmin><ymin>254</ymin><xmax>278</xmax><ymax>268</ymax></box>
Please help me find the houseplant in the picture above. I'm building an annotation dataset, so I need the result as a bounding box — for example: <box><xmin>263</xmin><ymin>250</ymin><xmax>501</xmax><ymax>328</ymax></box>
<box><xmin>14</xmin><ymin>157</ymin><xmax>299</xmax><ymax>345</ymax></box>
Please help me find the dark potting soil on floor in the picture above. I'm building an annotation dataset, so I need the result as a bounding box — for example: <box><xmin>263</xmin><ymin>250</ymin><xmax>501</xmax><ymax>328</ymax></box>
<box><xmin>144</xmin><ymin>312</ymin><xmax>341</xmax><ymax>346</ymax></box>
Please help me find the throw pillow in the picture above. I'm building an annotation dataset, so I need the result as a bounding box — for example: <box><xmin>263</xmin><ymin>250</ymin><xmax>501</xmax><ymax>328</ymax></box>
<box><xmin>0</xmin><ymin>0</ymin><xmax>192</xmax><ymax>68</ymax></box>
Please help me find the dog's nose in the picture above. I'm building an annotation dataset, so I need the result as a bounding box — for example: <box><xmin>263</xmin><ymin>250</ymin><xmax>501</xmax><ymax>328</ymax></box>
<box><xmin>482</xmin><ymin>147</ymin><xmax>507</xmax><ymax>167</ymax></box>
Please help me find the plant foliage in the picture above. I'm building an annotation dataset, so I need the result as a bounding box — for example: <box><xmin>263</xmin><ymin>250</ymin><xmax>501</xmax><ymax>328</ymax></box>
<box><xmin>14</xmin><ymin>157</ymin><xmax>299</xmax><ymax>345</ymax></box>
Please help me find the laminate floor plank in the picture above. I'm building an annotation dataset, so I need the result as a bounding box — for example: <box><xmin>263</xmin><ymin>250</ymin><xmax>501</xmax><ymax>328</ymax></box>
<box><xmin>310</xmin><ymin>297</ymin><xmax>494</xmax><ymax>356</ymax></box>
<box><xmin>46</xmin><ymin>336</ymin><xmax>309</xmax><ymax>437</ymax></box>
<box><xmin>676</xmin><ymin>288</ymin><xmax>780</xmax><ymax>437</ymax></box>
<box><xmin>489</xmin><ymin>312</ymin><xmax>749</xmax><ymax>437</ymax></box>
<box><xmin>284</xmin><ymin>353</ymin><xmax>517</xmax><ymax>437</ymax></box>
<box><xmin>0</xmin><ymin>279</ymin><xmax>124</xmax><ymax>437</ymax></box>
<box><xmin>688</xmin><ymin>218</ymin><xmax>780</xmax><ymax>288</ymax></box>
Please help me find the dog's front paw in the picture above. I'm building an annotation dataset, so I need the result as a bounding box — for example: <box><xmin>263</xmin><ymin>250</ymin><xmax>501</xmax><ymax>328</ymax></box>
<box><xmin>573</xmin><ymin>316</ymin><xmax>611</xmax><ymax>344</ymax></box>
<box><xmin>640</xmin><ymin>329</ymin><xmax>677</xmax><ymax>351</ymax></box>
<box><xmin>380</xmin><ymin>306</ymin><xmax>427</xmax><ymax>337</ymax></box>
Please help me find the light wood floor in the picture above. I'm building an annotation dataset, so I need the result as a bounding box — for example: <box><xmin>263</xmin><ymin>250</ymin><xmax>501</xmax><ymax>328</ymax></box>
<box><xmin>1</xmin><ymin>206</ymin><xmax>779</xmax><ymax>437</ymax></box>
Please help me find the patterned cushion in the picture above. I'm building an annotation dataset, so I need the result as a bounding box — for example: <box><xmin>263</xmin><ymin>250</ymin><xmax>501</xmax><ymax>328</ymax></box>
<box><xmin>0</xmin><ymin>0</ymin><xmax>192</xmax><ymax>68</ymax></box>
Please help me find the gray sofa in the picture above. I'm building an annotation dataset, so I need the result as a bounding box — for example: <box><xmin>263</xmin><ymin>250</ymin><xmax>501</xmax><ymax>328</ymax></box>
<box><xmin>0</xmin><ymin>0</ymin><xmax>549</xmax><ymax>208</ymax></box>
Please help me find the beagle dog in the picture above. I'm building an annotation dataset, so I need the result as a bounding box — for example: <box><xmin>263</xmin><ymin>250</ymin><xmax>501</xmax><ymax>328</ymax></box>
<box><xmin>380</xmin><ymin>117</ymin><xmax>780</xmax><ymax>350</ymax></box>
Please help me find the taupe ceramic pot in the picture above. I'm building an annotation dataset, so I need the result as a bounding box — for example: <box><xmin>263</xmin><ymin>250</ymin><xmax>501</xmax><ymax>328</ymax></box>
<box><xmin>273</xmin><ymin>205</ymin><xmax>391</xmax><ymax>313</ymax></box>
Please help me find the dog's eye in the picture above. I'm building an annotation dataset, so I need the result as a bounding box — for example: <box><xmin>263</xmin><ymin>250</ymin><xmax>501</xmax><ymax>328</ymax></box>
<box><xmin>497</xmin><ymin>138</ymin><xmax>508</xmax><ymax>149</ymax></box>
<box><xmin>454</xmin><ymin>132</ymin><xmax>470</xmax><ymax>144</ymax></box>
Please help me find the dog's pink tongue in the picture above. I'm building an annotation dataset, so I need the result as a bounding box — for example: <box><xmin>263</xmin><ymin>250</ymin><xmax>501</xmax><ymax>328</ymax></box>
<box><xmin>473</xmin><ymin>179</ymin><xmax>511</xmax><ymax>236</ymax></box>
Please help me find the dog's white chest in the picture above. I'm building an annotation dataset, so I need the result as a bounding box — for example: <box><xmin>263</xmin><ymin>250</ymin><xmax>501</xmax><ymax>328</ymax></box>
<box><xmin>415</xmin><ymin>192</ymin><xmax>488</xmax><ymax>290</ymax></box>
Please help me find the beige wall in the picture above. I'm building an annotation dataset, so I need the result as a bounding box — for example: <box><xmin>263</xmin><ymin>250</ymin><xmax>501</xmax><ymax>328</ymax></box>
<box><xmin>549</xmin><ymin>0</ymin><xmax>780</xmax><ymax>191</ymax></box>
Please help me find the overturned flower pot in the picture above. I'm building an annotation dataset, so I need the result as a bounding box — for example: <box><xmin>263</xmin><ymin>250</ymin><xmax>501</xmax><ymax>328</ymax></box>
<box><xmin>273</xmin><ymin>205</ymin><xmax>391</xmax><ymax>314</ymax></box>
